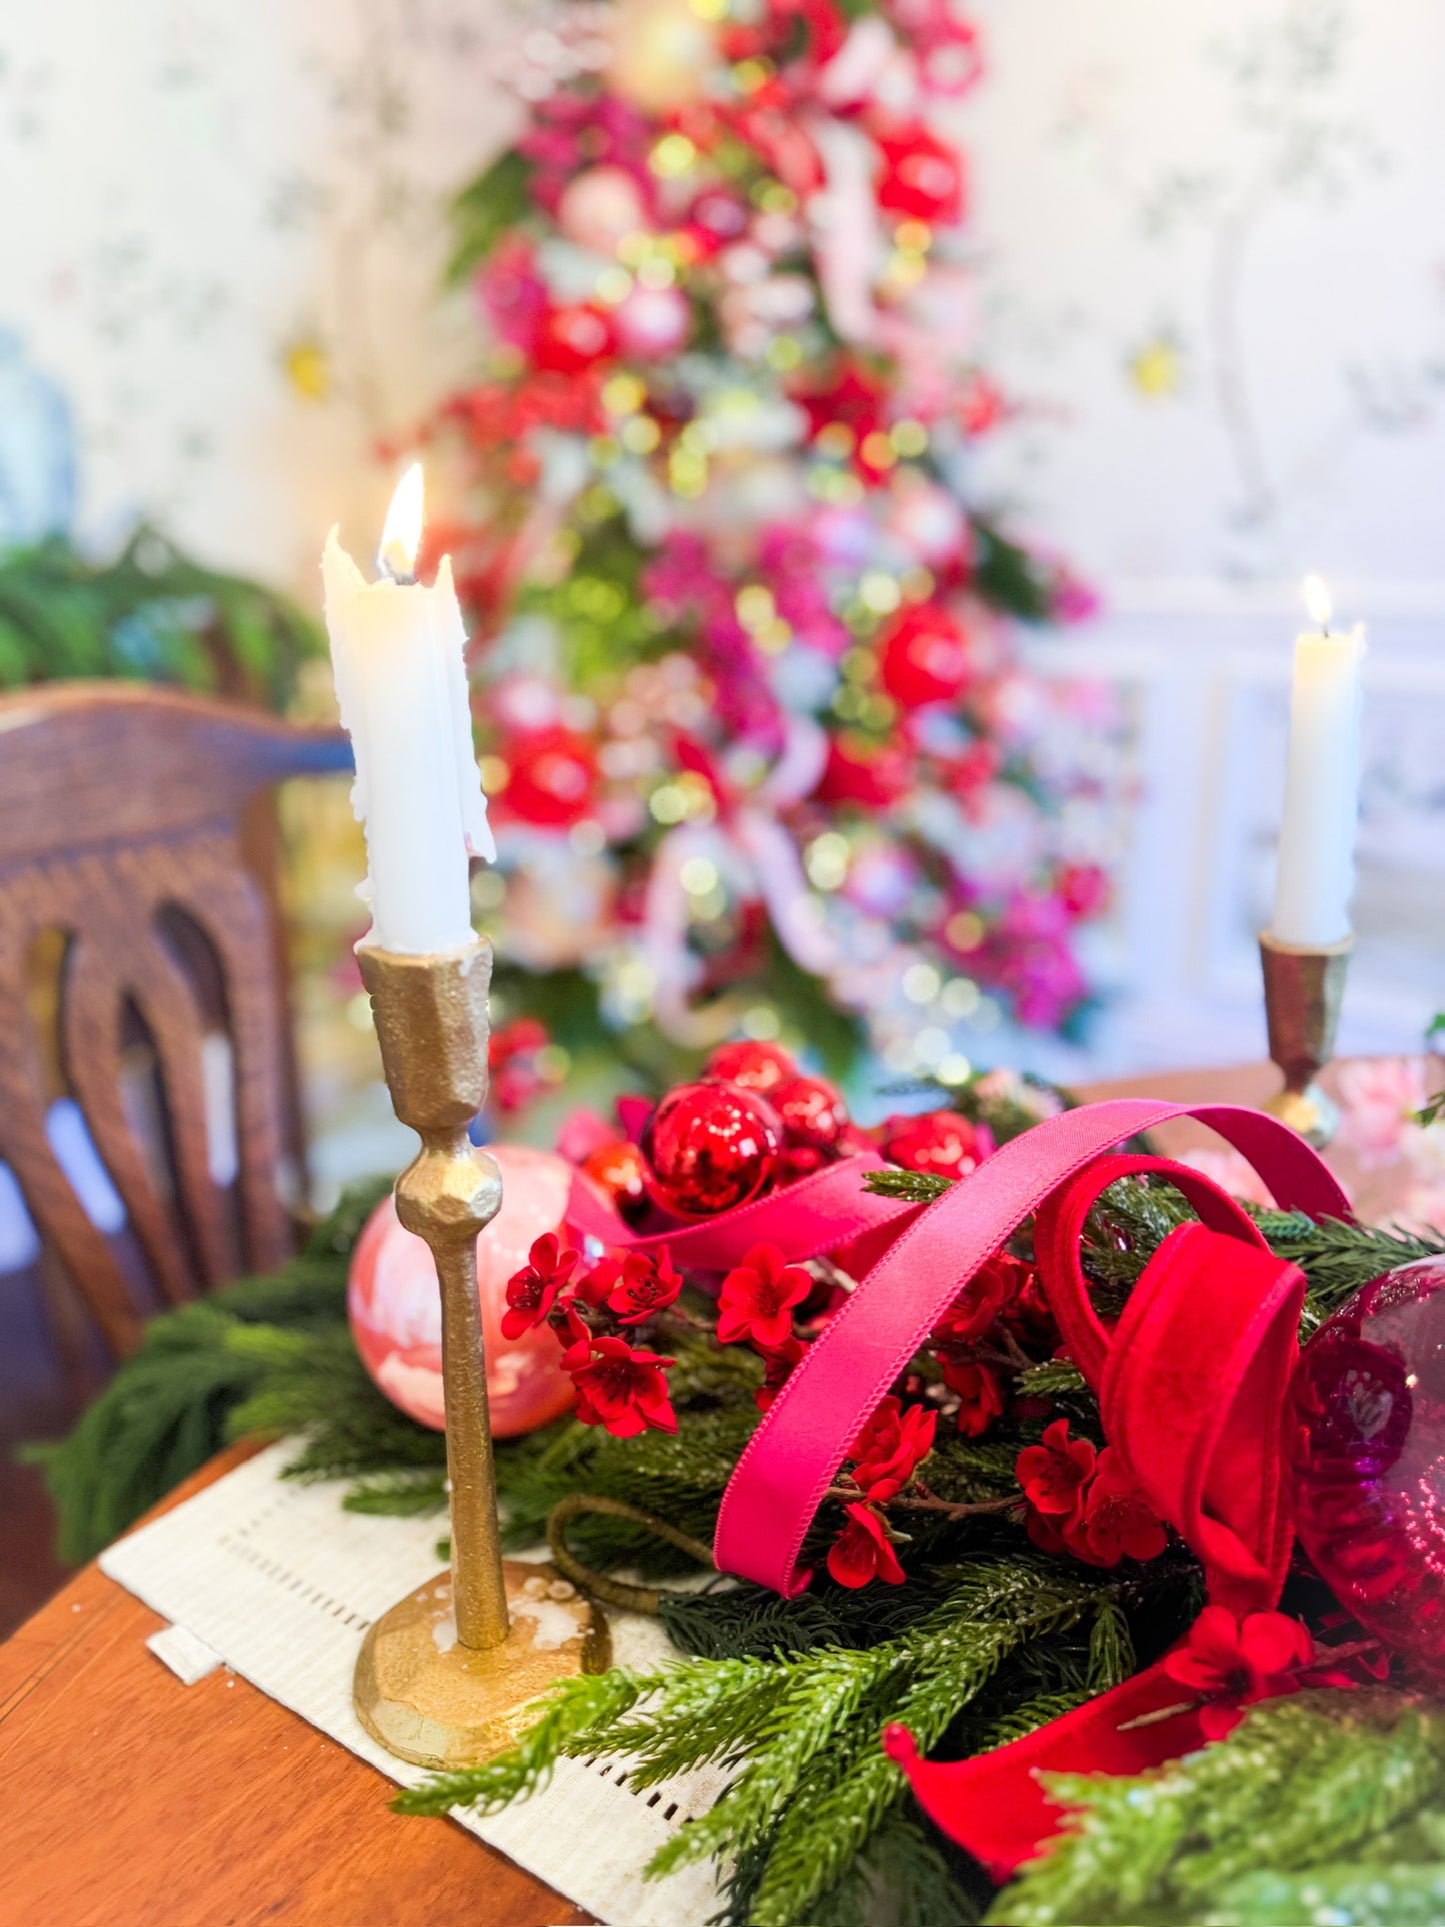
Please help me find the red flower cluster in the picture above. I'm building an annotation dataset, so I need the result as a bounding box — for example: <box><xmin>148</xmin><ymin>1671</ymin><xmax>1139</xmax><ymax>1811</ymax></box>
<box><xmin>851</xmin><ymin>1396</ymin><xmax>938</xmax><ymax>1502</ymax></box>
<box><xmin>568</xmin><ymin>1337</ymin><xmax>677</xmax><ymax>1440</ymax></box>
<box><xmin>929</xmin><ymin>1251</ymin><xmax>1047</xmax><ymax>1438</ymax></box>
<box><xmin>716</xmin><ymin>1243</ymin><xmax>813</xmax><ymax>1351</ymax></box>
<box><xmin>822</xmin><ymin>1395</ymin><xmax>939</xmax><ymax>1590</ymax></box>
<box><xmin>1162</xmin><ymin>1606</ymin><xmax>1315</xmax><ymax>1741</ymax></box>
<box><xmin>828</xmin><ymin>1503</ymin><xmax>906</xmax><ymax>1589</ymax></box>
<box><xmin>1016</xmin><ymin>1422</ymin><xmax>1166</xmax><ymax>1569</ymax></box>
<box><xmin>500</xmin><ymin>1232</ymin><xmax>580</xmax><ymax>1341</ymax></box>
<box><xmin>502</xmin><ymin>1234</ymin><xmax>682</xmax><ymax>1437</ymax></box>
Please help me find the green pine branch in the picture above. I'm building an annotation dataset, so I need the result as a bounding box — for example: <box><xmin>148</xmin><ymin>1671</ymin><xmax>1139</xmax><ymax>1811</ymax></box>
<box><xmin>989</xmin><ymin>1691</ymin><xmax>1445</xmax><ymax>1927</ymax></box>
<box><xmin>1203</xmin><ymin>1857</ymin><xmax>1445</xmax><ymax>1926</ymax></box>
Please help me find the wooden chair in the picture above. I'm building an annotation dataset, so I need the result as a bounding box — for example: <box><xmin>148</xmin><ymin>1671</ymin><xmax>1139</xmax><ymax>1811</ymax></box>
<box><xmin>0</xmin><ymin>683</ymin><xmax>352</xmax><ymax>1358</ymax></box>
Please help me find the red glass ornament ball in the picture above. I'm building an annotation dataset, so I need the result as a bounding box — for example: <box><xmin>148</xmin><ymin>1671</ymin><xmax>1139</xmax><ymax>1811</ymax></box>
<box><xmin>878</xmin><ymin>606</ymin><xmax>975</xmax><ymax>710</ymax></box>
<box><xmin>1291</xmin><ymin>1256</ymin><xmax>1445</xmax><ymax>1682</ymax></box>
<box><xmin>704</xmin><ymin>1039</ymin><xmax>796</xmax><ymax>1094</ymax></box>
<box><xmin>771</xmin><ymin>1074</ymin><xmax>849</xmax><ymax>1151</ymax></box>
<box><xmin>879</xmin><ymin>1108</ymin><xmax>982</xmax><ymax>1181</ymax></box>
<box><xmin>641</xmin><ymin>1080</ymin><xmax>783</xmax><ymax>1217</ymax></box>
<box><xmin>580</xmin><ymin>1138</ymin><xmax>649</xmax><ymax>1221</ymax></box>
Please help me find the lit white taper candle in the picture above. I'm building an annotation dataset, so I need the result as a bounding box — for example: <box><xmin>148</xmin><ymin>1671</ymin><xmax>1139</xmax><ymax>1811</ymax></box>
<box><xmin>1269</xmin><ymin>575</ymin><xmax>1365</xmax><ymax>949</ymax></box>
<box><xmin>322</xmin><ymin>464</ymin><xmax>494</xmax><ymax>955</ymax></box>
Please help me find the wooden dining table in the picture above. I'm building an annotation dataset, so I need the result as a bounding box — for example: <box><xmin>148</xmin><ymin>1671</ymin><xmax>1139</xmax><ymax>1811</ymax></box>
<box><xmin>0</xmin><ymin>1057</ymin><xmax>1424</xmax><ymax>1927</ymax></box>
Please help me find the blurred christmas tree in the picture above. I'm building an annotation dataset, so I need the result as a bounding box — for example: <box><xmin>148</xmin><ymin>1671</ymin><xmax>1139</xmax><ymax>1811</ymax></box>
<box><xmin>422</xmin><ymin>0</ymin><xmax>1113</xmax><ymax>1093</ymax></box>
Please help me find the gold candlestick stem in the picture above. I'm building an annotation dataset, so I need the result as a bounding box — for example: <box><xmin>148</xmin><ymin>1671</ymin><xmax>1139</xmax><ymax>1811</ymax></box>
<box><xmin>351</xmin><ymin>936</ymin><xmax>607</xmax><ymax>1769</ymax></box>
<box><xmin>1259</xmin><ymin>930</ymin><xmax>1352</xmax><ymax>1148</ymax></box>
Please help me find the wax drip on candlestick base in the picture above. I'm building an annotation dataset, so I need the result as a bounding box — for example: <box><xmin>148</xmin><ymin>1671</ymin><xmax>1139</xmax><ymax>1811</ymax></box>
<box><xmin>1258</xmin><ymin>930</ymin><xmax>1351</xmax><ymax>1148</ymax></box>
<box><xmin>351</xmin><ymin>937</ymin><xmax>609</xmax><ymax>1769</ymax></box>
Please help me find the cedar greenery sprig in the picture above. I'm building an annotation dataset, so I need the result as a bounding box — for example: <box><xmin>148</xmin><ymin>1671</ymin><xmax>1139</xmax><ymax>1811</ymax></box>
<box><xmin>398</xmin><ymin>1554</ymin><xmax>1174</xmax><ymax>1927</ymax></box>
<box><xmin>990</xmin><ymin>1691</ymin><xmax>1445</xmax><ymax>1926</ymax></box>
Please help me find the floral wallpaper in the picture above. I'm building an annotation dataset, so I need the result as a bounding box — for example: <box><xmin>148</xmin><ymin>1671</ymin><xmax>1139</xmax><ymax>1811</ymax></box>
<box><xmin>9</xmin><ymin>0</ymin><xmax>1445</xmax><ymax>596</ymax></box>
<box><xmin>1</xmin><ymin>0</ymin><xmax>521</xmax><ymax>587</ymax></box>
<box><xmin>963</xmin><ymin>0</ymin><xmax>1445</xmax><ymax>590</ymax></box>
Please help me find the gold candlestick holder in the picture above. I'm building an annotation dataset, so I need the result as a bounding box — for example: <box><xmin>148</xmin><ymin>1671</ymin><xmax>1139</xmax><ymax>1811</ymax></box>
<box><xmin>351</xmin><ymin>936</ymin><xmax>608</xmax><ymax>1770</ymax></box>
<box><xmin>1258</xmin><ymin>930</ymin><xmax>1352</xmax><ymax>1148</ymax></box>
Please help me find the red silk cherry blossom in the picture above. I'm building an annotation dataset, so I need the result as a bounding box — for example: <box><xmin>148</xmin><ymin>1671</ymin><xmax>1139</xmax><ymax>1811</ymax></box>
<box><xmin>715</xmin><ymin>1243</ymin><xmax>813</xmax><ymax>1349</ymax></box>
<box><xmin>567</xmin><ymin>1337</ymin><xmax>678</xmax><ymax>1439</ymax></box>
<box><xmin>827</xmin><ymin>1504</ymin><xmax>906</xmax><ymax>1589</ymax></box>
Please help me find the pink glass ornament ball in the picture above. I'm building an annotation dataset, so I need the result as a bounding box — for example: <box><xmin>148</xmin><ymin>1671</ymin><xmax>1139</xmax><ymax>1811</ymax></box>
<box><xmin>1291</xmin><ymin>1256</ymin><xmax>1445</xmax><ymax>1682</ymax></box>
<box><xmin>349</xmin><ymin>1143</ymin><xmax>582</xmax><ymax>1437</ymax></box>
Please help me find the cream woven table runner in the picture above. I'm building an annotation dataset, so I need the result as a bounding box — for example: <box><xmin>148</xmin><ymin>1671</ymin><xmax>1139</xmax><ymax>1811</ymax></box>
<box><xmin>100</xmin><ymin>1444</ymin><xmax>729</xmax><ymax>1926</ymax></box>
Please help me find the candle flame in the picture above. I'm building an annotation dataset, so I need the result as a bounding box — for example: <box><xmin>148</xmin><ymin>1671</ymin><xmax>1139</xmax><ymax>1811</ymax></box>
<box><xmin>377</xmin><ymin>462</ymin><xmax>424</xmax><ymax>581</ymax></box>
<box><xmin>1302</xmin><ymin>573</ymin><xmax>1333</xmax><ymax>631</ymax></box>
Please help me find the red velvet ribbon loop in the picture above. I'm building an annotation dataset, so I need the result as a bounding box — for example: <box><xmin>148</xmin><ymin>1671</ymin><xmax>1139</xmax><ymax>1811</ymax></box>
<box><xmin>1033</xmin><ymin>1152</ymin><xmax>1269</xmax><ymax>1388</ymax></box>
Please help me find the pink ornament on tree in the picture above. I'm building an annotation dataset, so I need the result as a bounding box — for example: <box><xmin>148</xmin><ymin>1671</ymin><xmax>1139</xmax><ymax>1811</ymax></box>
<box><xmin>557</xmin><ymin>165</ymin><xmax>648</xmax><ymax>253</ymax></box>
<box><xmin>613</xmin><ymin>283</ymin><xmax>692</xmax><ymax>360</ymax></box>
<box><xmin>349</xmin><ymin>1143</ymin><xmax>589</xmax><ymax>1436</ymax></box>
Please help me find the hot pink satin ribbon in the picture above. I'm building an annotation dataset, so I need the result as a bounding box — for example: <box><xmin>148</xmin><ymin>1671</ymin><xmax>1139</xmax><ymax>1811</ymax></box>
<box><xmin>713</xmin><ymin>1100</ymin><xmax>1348</xmax><ymax>1596</ymax></box>
<box><xmin>565</xmin><ymin>1150</ymin><xmax>920</xmax><ymax>1275</ymax></box>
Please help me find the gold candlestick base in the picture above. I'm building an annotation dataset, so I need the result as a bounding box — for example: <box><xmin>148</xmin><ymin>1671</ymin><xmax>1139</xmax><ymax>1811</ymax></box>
<box><xmin>355</xmin><ymin>1561</ymin><xmax>611</xmax><ymax>1770</ymax></box>
<box><xmin>353</xmin><ymin>936</ymin><xmax>607</xmax><ymax>1769</ymax></box>
<box><xmin>1258</xmin><ymin>931</ymin><xmax>1352</xmax><ymax>1148</ymax></box>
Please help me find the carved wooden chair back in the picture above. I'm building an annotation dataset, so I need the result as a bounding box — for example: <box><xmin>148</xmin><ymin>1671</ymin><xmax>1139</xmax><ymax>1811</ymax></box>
<box><xmin>0</xmin><ymin>683</ymin><xmax>351</xmax><ymax>1357</ymax></box>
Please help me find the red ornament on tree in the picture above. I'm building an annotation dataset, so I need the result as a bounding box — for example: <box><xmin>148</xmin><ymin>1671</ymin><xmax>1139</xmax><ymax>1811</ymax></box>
<box><xmin>641</xmin><ymin>1080</ymin><xmax>783</xmax><ymax>1217</ymax></box>
<box><xmin>533</xmin><ymin>302</ymin><xmax>616</xmax><ymax>374</ymax></box>
<box><xmin>878</xmin><ymin>604</ymin><xmax>976</xmax><ymax>709</ymax></box>
<box><xmin>879</xmin><ymin>1108</ymin><xmax>984</xmax><ymax>1181</ymax></box>
<box><xmin>874</xmin><ymin>122</ymin><xmax>966</xmax><ymax>224</ymax></box>
<box><xmin>501</xmin><ymin>726</ymin><xmax>599</xmax><ymax>828</ymax></box>
<box><xmin>1291</xmin><ymin>1256</ymin><xmax>1445</xmax><ymax>1683</ymax></box>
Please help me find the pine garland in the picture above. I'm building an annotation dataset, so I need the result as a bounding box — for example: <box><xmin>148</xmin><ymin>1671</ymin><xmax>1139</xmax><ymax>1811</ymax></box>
<box><xmin>990</xmin><ymin>1692</ymin><xmax>1445</xmax><ymax>1927</ymax></box>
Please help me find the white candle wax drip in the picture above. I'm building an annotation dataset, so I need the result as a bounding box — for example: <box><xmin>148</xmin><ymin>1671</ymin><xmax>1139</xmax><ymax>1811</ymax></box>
<box><xmin>322</xmin><ymin>465</ymin><xmax>494</xmax><ymax>956</ymax></box>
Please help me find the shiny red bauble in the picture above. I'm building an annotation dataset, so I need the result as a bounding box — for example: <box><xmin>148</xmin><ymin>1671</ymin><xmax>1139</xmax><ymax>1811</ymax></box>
<box><xmin>579</xmin><ymin>1137</ymin><xmax>649</xmax><ymax>1221</ymax></box>
<box><xmin>704</xmin><ymin>1039</ymin><xmax>796</xmax><ymax>1094</ymax></box>
<box><xmin>878</xmin><ymin>605</ymin><xmax>975</xmax><ymax>710</ymax></box>
<box><xmin>348</xmin><ymin>1143</ymin><xmax>580</xmax><ymax>1437</ymax></box>
<box><xmin>1291</xmin><ymin>1257</ymin><xmax>1445</xmax><ymax>1682</ymax></box>
<box><xmin>771</xmin><ymin>1074</ymin><xmax>848</xmax><ymax>1151</ymax></box>
<box><xmin>641</xmin><ymin>1080</ymin><xmax>783</xmax><ymax>1217</ymax></box>
<box><xmin>879</xmin><ymin>1108</ymin><xmax>983</xmax><ymax>1181</ymax></box>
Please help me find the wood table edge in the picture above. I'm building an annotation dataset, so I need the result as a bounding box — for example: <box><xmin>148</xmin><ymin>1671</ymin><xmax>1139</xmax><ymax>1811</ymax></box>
<box><xmin>0</xmin><ymin>1434</ymin><xmax>590</xmax><ymax>1925</ymax></box>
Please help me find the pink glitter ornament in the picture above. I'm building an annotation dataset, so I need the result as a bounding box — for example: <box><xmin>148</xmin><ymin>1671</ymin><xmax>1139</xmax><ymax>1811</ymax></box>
<box><xmin>1291</xmin><ymin>1256</ymin><xmax>1445</xmax><ymax>1682</ymax></box>
<box><xmin>349</xmin><ymin>1143</ymin><xmax>584</xmax><ymax>1437</ymax></box>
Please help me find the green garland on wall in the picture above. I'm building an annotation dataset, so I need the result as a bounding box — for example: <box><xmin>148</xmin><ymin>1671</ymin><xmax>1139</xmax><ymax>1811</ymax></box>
<box><xmin>0</xmin><ymin>528</ymin><xmax>321</xmax><ymax>706</ymax></box>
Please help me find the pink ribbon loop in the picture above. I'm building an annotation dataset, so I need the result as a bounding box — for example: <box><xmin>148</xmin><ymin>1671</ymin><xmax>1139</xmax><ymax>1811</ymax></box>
<box><xmin>713</xmin><ymin>1100</ymin><xmax>1348</xmax><ymax>1597</ymax></box>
